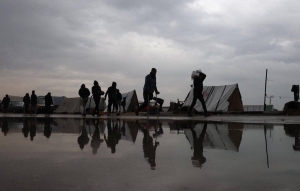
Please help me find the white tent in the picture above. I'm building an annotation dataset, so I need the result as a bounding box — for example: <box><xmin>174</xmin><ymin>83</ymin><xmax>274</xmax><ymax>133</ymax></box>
<box><xmin>55</xmin><ymin>97</ymin><xmax>106</xmax><ymax>114</ymax></box>
<box><xmin>182</xmin><ymin>84</ymin><xmax>243</xmax><ymax>112</ymax></box>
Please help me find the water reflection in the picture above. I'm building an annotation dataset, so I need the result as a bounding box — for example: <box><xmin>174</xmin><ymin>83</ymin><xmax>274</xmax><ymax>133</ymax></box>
<box><xmin>91</xmin><ymin>119</ymin><xmax>104</xmax><ymax>155</ymax></box>
<box><xmin>137</xmin><ymin>120</ymin><xmax>161</xmax><ymax>170</ymax></box>
<box><xmin>104</xmin><ymin>119</ymin><xmax>122</xmax><ymax>154</ymax></box>
<box><xmin>2</xmin><ymin>117</ymin><xmax>300</xmax><ymax>190</ymax></box>
<box><xmin>44</xmin><ymin>118</ymin><xmax>52</xmax><ymax>139</ymax></box>
<box><xmin>284</xmin><ymin>124</ymin><xmax>300</xmax><ymax>151</ymax></box>
<box><xmin>1</xmin><ymin>117</ymin><xmax>299</xmax><ymax>170</ymax></box>
<box><xmin>78</xmin><ymin>119</ymin><xmax>89</xmax><ymax>150</ymax></box>
<box><xmin>189</xmin><ymin>122</ymin><xmax>207</xmax><ymax>168</ymax></box>
<box><xmin>29</xmin><ymin>118</ymin><xmax>36</xmax><ymax>141</ymax></box>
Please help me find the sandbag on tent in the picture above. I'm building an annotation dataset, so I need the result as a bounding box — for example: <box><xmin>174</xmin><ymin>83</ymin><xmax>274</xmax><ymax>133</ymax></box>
<box><xmin>182</xmin><ymin>84</ymin><xmax>243</xmax><ymax>112</ymax></box>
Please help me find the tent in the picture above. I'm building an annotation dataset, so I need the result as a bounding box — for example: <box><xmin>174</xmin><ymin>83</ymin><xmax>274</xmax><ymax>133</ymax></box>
<box><xmin>105</xmin><ymin>90</ymin><xmax>139</xmax><ymax>112</ymax></box>
<box><xmin>55</xmin><ymin>97</ymin><xmax>106</xmax><ymax>114</ymax></box>
<box><xmin>121</xmin><ymin>90</ymin><xmax>139</xmax><ymax>112</ymax></box>
<box><xmin>182</xmin><ymin>84</ymin><xmax>243</xmax><ymax>112</ymax></box>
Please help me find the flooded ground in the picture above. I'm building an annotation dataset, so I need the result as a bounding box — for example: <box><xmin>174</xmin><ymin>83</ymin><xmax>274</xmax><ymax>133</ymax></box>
<box><xmin>0</xmin><ymin>117</ymin><xmax>300</xmax><ymax>191</ymax></box>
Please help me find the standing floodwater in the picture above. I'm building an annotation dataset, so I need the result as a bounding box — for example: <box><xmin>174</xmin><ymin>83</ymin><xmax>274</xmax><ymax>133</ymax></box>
<box><xmin>0</xmin><ymin>118</ymin><xmax>300</xmax><ymax>191</ymax></box>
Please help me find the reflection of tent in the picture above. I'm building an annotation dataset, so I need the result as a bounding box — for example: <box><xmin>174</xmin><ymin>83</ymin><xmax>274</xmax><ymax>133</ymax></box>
<box><xmin>182</xmin><ymin>84</ymin><xmax>243</xmax><ymax>112</ymax></box>
<box><xmin>105</xmin><ymin>90</ymin><xmax>139</xmax><ymax>112</ymax></box>
<box><xmin>53</xmin><ymin>118</ymin><xmax>81</xmax><ymax>133</ymax></box>
<box><xmin>185</xmin><ymin>123</ymin><xmax>243</xmax><ymax>151</ymax></box>
<box><xmin>121</xmin><ymin>121</ymin><xmax>138</xmax><ymax>143</ymax></box>
<box><xmin>55</xmin><ymin>97</ymin><xmax>106</xmax><ymax>114</ymax></box>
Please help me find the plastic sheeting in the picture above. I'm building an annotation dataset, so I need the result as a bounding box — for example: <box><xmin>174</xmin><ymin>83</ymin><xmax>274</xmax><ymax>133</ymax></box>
<box><xmin>183</xmin><ymin>84</ymin><xmax>240</xmax><ymax>112</ymax></box>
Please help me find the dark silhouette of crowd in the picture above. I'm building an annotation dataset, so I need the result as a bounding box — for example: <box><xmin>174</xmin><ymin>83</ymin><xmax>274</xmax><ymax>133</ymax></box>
<box><xmin>1</xmin><ymin>68</ymin><xmax>214</xmax><ymax>117</ymax></box>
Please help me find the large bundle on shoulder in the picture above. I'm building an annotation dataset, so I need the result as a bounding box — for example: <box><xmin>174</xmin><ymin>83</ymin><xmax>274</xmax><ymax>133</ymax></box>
<box><xmin>191</xmin><ymin>69</ymin><xmax>203</xmax><ymax>79</ymax></box>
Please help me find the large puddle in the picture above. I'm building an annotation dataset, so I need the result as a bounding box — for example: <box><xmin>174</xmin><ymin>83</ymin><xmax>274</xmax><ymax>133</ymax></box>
<box><xmin>1</xmin><ymin>117</ymin><xmax>300</xmax><ymax>191</ymax></box>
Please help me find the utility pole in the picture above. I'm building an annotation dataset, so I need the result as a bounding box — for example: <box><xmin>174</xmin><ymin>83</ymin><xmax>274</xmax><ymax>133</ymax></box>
<box><xmin>264</xmin><ymin>69</ymin><xmax>268</xmax><ymax>111</ymax></box>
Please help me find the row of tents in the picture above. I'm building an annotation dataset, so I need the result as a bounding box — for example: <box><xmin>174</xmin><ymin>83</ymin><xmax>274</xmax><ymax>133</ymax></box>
<box><xmin>7</xmin><ymin>83</ymin><xmax>245</xmax><ymax>113</ymax></box>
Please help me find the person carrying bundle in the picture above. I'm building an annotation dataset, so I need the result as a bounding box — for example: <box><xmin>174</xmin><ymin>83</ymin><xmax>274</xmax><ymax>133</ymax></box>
<box><xmin>188</xmin><ymin>69</ymin><xmax>210</xmax><ymax>117</ymax></box>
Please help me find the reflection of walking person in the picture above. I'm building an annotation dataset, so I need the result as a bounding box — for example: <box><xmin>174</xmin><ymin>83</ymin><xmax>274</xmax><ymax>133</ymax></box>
<box><xmin>91</xmin><ymin>119</ymin><xmax>104</xmax><ymax>155</ymax></box>
<box><xmin>79</xmin><ymin>84</ymin><xmax>90</xmax><ymax>116</ymax></box>
<box><xmin>44</xmin><ymin>118</ymin><xmax>52</xmax><ymax>138</ymax></box>
<box><xmin>135</xmin><ymin>68</ymin><xmax>160</xmax><ymax>116</ymax></box>
<box><xmin>104</xmin><ymin>119</ymin><xmax>121</xmax><ymax>154</ymax></box>
<box><xmin>190</xmin><ymin>122</ymin><xmax>207</xmax><ymax>168</ymax></box>
<box><xmin>139</xmin><ymin>125</ymin><xmax>159</xmax><ymax>170</ymax></box>
<box><xmin>188</xmin><ymin>70</ymin><xmax>210</xmax><ymax>117</ymax></box>
<box><xmin>22</xmin><ymin>118</ymin><xmax>29</xmax><ymax>138</ymax></box>
<box><xmin>30</xmin><ymin>119</ymin><xmax>37</xmax><ymax>141</ymax></box>
<box><xmin>78</xmin><ymin>119</ymin><xmax>90</xmax><ymax>150</ymax></box>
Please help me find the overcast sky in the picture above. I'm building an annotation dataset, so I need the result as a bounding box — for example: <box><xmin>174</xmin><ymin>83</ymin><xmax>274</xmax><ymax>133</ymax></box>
<box><xmin>1</xmin><ymin>0</ymin><xmax>300</xmax><ymax>110</ymax></box>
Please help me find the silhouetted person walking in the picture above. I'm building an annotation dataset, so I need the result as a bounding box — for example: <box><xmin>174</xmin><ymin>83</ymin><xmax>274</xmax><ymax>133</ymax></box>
<box><xmin>2</xmin><ymin>95</ymin><xmax>10</xmax><ymax>114</ymax></box>
<box><xmin>78</xmin><ymin>119</ymin><xmax>90</xmax><ymax>150</ymax></box>
<box><xmin>45</xmin><ymin>92</ymin><xmax>53</xmax><ymax>115</ymax></box>
<box><xmin>30</xmin><ymin>90</ymin><xmax>37</xmax><ymax>115</ymax></box>
<box><xmin>188</xmin><ymin>70</ymin><xmax>210</xmax><ymax>117</ymax></box>
<box><xmin>190</xmin><ymin>122</ymin><xmax>207</xmax><ymax>168</ymax></box>
<box><xmin>79</xmin><ymin>84</ymin><xmax>90</xmax><ymax>116</ymax></box>
<box><xmin>116</xmin><ymin>89</ymin><xmax>122</xmax><ymax>114</ymax></box>
<box><xmin>135</xmin><ymin>68</ymin><xmax>160</xmax><ymax>116</ymax></box>
<box><xmin>92</xmin><ymin>80</ymin><xmax>103</xmax><ymax>117</ymax></box>
<box><xmin>105</xmin><ymin>82</ymin><xmax>118</xmax><ymax>116</ymax></box>
<box><xmin>23</xmin><ymin>93</ymin><xmax>30</xmax><ymax>114</ymax></box>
